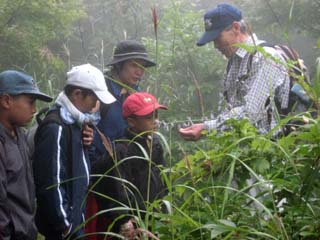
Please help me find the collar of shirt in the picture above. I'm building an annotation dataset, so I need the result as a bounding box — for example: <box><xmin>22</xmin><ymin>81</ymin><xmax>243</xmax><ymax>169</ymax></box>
<box><xmin>126</xmin><ymin>128</ymin><xmax>151</xmax><ymax>142</ymax></box>
<box><xmin>0</xmin><ymin>123</ymin><xmax>22</xmax><ymax>142</ymax></box>
<box><xmin>120</xmin><ymin>87</ymin><xmax>135</xmax><ymax>97</ymax></box>
<box><xmin>110</xmin><ymin>80</ymin><xmax>139</xmax><ymax>99</ymax></box>
<box><xmin>110</xmin><ymin>80</ymin><xmax>123</xmax><ymax>97</ymax></box>
<box><xmin>234</xmin><ymin>33</ymin><xmax>265</xmax><ymax>59</ymax></box>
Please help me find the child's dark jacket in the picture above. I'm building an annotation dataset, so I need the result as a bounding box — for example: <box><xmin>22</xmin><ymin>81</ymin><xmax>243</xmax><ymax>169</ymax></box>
<box><xmin>92</xmin><ymin>128</ymin><xmax>167</xmax><ymax>230</ymax></box>
<box><xmin>0</xmin><ymin>124</ymin><xmax>37</xmax><ymax>240</ymax></box>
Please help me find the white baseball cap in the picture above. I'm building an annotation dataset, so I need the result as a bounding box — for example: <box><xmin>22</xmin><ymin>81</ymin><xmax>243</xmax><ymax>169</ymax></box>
<box><xmin>66</xmin><ymin>64</ymin><xmax>116</xmax><ymax>104</ymax></box>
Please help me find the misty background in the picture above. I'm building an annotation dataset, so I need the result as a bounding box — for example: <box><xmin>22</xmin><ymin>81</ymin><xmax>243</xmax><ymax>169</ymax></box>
<box><xmin>0</xmin><ymin>0</ymin><xmax>319</xmax><ymax>124</ymax></box>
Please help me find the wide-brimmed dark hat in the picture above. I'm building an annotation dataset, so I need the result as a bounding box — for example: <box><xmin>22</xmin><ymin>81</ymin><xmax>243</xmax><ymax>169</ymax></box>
<box><xmin>107</xmin><ymin>40</ymin><xmax>156</xmax><ymax>67</ymax></box>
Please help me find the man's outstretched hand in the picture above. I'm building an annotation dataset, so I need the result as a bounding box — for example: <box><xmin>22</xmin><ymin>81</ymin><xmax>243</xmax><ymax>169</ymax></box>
<box><xmin>179</xmin><ymin>123</ymin><xmax>205</xmax><ymax>141</ymax></box>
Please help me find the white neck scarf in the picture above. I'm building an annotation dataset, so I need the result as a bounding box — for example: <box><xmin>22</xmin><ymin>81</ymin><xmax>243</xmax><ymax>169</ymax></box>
<box><xmin>55</xmin><ymin>91</ymin><xmax>89</xmax><ymax>127</ymax></box>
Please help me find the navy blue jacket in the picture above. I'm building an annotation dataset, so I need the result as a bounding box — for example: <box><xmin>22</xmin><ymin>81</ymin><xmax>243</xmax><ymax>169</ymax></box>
<box><xmin>92</xmin><ymin>74</ymin><xmax>139</xmax><ymax>160</ymax></box>
<box><xmin>33</xmin><ymin>109</ymin><xmax>90</xmax><ymax>239</ymax></box>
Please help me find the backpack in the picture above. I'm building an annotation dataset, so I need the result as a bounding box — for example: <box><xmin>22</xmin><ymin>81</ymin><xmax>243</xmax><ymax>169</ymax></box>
<box><xmin>27</xmin><ymin>106</ymin><xmax>72</xmax><ymax>171</ymax></box>
<box><xmin>260</xmin><ymin>43</ymin><xmax>312</xmax><ymax>116</ymax></box>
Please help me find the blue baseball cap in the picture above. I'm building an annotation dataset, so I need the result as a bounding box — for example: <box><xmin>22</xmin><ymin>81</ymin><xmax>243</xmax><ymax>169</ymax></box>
<box><xmin>0</xmin><ymin>70</ymin><xmax>52</xmax><ymax>102</ymax></box>
<box><xmin>197</xmin><ymin>3</ymin><xmax>242</xmax><ymax>46</ymax></box>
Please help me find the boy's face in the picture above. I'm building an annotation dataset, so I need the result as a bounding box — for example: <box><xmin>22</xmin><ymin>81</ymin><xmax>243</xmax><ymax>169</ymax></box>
<box><xmin>7</xmin><ymin>94</ymin><xmax>37</xmax><ymax>127</ymax></box>
<box><xmin>118</xmin><ymin>59</ymin><xmax>146</xmax><ymax>86</ymax></box>
<box><xmin>73</xmin><ymin>89</ymin><xmax>98</xmax><ymax>113</ymax></box>
<box><xmin>128</xmin><ymin>110</ymin><xmax>159</xmax><ymax>134</ymax></box>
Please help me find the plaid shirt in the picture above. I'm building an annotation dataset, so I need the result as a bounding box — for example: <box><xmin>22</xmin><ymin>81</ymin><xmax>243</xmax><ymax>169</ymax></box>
<box><xmin>204</xmin><ymin>34</ymin><xmax>290</xmax><ymax>134</ymax></box>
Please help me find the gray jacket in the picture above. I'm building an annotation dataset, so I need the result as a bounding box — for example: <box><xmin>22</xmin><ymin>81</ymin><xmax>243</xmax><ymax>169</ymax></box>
<box><xmin>0</xmin><ymin>124</ymin><xmax>37</xmax><ymax>240</ymax></box>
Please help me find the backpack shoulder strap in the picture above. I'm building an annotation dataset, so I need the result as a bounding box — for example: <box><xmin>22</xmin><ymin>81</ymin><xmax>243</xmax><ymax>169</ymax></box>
<box><xmin>36</xmin><ymin>107</ymin><xmax>73</xmax><ymax>175</ymax></box>
<box><xmin>36</xmin><ymin>107</ymin><xmax>50</xmax><ymax>125</ymax></box>
<box><xmin>39</xmin><ymin>109</ymin><xmax>62</xmax><ymax>126</ymax></box>
<box><xmin>274</xmin><ymin>44</ymin><xmax>299</xmax><ymax>61</ymax></box>
<box><xmin>274</xmin><ymin>44</ymin><xmax>310</xmax><ymax>83</ymax></box>
<box><xmin>227</xmin><ymin>41</ymin><xmax>275</xmax><ymax>76</ymax></box>
<box><xmin>35</xmin><ymin>107</ymin><xmax>72</xmax><ymax>160</ymax></box>
<box><xmin>0</xmin><ymin>134</ymin><xmax>4</xmax><ymax>146</ymax></box>
<box><xmin>258</xmin><ymin>42</ymin><xmax>274</xmax><ymax>48</ymax></box>
<box><xmin>246</xmin><ymin>41</ymin><xmax>275</xmax><ymax>73</ymax></box>
<box><xmin>41</xmin><ymin>108</ymin><xmax>72</xmax><ymax>150</ymax></box>
<box><xmin>0</xmin><ymin>134</ymin><xmax>5</xmax><ymax>161</ymax></box>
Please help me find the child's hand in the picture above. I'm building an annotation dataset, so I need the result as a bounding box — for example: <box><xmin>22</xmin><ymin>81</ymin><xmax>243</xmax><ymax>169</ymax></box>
<box><xmin>120</xmin><ymin>219</ymin><xmax>136</xmax><ymax>239</ymax></box>
<box><xmin>82</xmin><ymin>123</ymin><xmax>94</xmax><ymax>146</ymax></box>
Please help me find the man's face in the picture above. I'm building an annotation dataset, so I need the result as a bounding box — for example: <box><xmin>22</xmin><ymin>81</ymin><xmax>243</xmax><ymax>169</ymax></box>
<box><xmin>213</xmin><ymin>26</ymin><xmax>238</xmax><ymax>59</ymax></box>
<box><xmin>8</xmin><ymin>94</ymin><xmax>37</xmax><ymax>127</ymax></box>
<box><xmin>118</xmin><ymin>59</ymin><xmax>146</xmax><ymax>86</ymax></box>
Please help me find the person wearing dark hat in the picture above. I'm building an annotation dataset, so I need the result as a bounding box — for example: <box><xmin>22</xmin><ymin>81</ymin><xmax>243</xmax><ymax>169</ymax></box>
<box><xmin>0</xmin><ymin>70</ymin><xmax>52</xmax><ymax>240</ymax></box>
<box><xmin>90</xmin><ymin>92</ymin><xmax>168</xmax><ymax>239</ymax></box>
<box><xmin>179</xmin><ymin>3</ymin><xmax>290</xmax><ymax>139</ymax></box>
<box><xmin>92</xmin><ymin>40</ymin><xmax>156</xmax><ymax>160</ymax></box>
<box><xmin>85</xmin><ymin>42</ymin><xmax>156</xmax><ymax>238</ymax></box>
<box><xmin>86</xmin><ymin>40</ymin><xmax>156</xmax><ymax>240</ymax></box>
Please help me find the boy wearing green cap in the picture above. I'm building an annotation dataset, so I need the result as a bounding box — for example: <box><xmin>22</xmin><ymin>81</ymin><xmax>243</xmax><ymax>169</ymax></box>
<box><xmin>0</xmin><ymin>70</ymin><xmax>52</xmax><ymax>240</ymax></box>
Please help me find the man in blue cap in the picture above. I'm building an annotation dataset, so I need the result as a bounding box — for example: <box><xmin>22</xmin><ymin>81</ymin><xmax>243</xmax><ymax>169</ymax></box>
<box><xmin>180</xmin><ymin>3</ymin><xmax>291</xmax><ymax>139</ymax></box>
<box><xmin>0</xmin><ymin>70</ymin><xmax>52</xmax><ymax>239</ymax></box>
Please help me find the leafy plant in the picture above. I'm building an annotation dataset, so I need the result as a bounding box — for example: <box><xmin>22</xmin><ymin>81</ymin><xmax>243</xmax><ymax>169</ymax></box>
<box><xmin>155</xmin><ymin>114</ymin><xmax>320</xmax><ymax>239</ymax></box>
<box><xmin>0</xmin><ymin>0</ymin><xmax>85</xmax><ymax>94</ymax></box>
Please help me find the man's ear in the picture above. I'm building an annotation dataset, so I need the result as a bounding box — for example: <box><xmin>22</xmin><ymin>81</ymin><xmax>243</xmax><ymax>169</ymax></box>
<box><xmin>232</xmin><ymin>21</ymin><xmax>241</xmax><ymax>33</ymax></box>
<box><xmin>0</xmin><ymin>94</ymin><xmax>12</xmax><ymax>109</ymax></box>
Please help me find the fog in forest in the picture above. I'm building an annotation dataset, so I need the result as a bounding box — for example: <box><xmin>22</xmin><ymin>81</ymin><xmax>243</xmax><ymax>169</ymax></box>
<box><xmin>0</xmin><ymin>0</ymin><xmax>319</xmax><ymax>122</ymax></box>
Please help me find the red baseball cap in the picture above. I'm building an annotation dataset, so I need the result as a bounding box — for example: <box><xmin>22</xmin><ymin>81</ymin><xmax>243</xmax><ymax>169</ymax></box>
<box><xmin>122</xmin><ymin>92</ymin><xmax>168</xmax><ymax>118</ymax></box>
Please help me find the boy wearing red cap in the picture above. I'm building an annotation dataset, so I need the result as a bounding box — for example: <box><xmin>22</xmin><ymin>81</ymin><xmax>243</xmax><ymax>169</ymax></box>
<box><xmin>90</xmin><ymin>92</ymin><xmax>168</xmax><ymax>239</ymax></box>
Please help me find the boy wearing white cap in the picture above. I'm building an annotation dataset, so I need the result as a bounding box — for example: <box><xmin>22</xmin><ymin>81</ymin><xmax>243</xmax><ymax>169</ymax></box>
<box><xmin>33</xmin><ymin>64</ymin><xmax>115</xmax><ymax>240</ymax></box>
